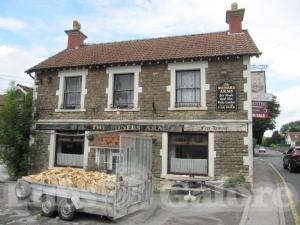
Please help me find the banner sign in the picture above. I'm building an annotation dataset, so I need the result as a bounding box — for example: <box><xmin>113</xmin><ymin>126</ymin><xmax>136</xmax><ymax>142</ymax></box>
<box><xmin>216</xmin><ymin>81</ymin><xmax>237</xmax><ymax>111</ymax></box>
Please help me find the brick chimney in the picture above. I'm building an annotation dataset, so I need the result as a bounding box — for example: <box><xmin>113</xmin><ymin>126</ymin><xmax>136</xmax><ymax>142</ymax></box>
<box><xmin>226</xmin><ymin>2</ymin><xmax>245</xmax><ymax>33</ymax></box>
<box><xmin>65</xmin><ymin>20</ymin><xmax>87</xmax><ymax>50</ymax></box>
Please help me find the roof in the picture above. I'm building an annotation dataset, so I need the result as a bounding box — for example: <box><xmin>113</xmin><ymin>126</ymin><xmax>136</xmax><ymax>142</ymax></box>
<box><xmin>27</xmin><ymin>30</ymin><xmax>261</xmax><ymax>73</ymax></box>
<box><xmin>288</xmin><ymin>132</ymin><xmax>300</xmax><ymax>142</ymax></box>
<box><xmin>0</xmin><ymin>95</ymin><xmax>5</xmax><ymax>106</ymax></box>
<box><xmin>16</xmin><ymin>84</ymin><xmax>33</xmax><ymax>94</ymax></box>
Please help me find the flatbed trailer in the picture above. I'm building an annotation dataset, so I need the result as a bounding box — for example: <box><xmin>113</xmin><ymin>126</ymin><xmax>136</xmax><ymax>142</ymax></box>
<box><xmin>15</xmin><ymin>134</ymin><xmax>153</xmax><ymax>221</ymax></box>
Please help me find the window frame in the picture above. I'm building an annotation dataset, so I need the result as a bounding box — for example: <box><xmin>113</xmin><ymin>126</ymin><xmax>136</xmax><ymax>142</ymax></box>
<box><xmin>105</xmin><ymin>65</ymin><xmax>142</xmax><ymax>112</ymax></box>
<box><xmin>113</xmin><ymin>73</ymin><xmax>135</xmax><ymax>109</ymax></box>
<box><xmin>63</xmin><ymin>76</ymin><xmax>82</xmax><ymax>109</ymax></box>
<box><xmin>55</xmin><ymin>69</ymin><xmax>88</xmax><ymax>112</ymax></box>
<box><xmin>167</xmin><ymin>61</ymin><xmax>209</xmax><ymax>111</ymax></box>
<box><xmin>175</xmin><ymin>69</ymin><xmax>201</xmax><ymax>107</ymax></box>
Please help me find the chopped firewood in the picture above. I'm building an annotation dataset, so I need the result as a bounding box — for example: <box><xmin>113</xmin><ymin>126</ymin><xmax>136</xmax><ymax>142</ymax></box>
<box><xmin>22</xmin><ymin>167</ymin><xmax>116</xmax><ymax>193</ymax></box>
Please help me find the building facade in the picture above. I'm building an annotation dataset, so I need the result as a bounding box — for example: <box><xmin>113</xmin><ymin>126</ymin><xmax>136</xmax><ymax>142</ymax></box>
<box><xmin>27</xmin><ymin>3</ymin><xmax>260</xmax><ymax>185</ymax></box>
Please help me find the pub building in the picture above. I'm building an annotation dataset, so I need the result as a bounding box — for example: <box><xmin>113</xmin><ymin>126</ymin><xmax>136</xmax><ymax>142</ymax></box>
<box><xmin>27</xmin><ymin>3</ymin><xmax>260</xmax><ymax>187</ymax></box>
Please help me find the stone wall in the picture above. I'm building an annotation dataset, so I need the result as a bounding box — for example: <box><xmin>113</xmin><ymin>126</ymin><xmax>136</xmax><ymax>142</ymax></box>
<box><xmin>35</xmin><ymin>58</ymin><xmax>248</xmax><ymax>121</ymax></box>
<box><xmin>214</xmin><ymin>132</ymin><xmax>249</xmax><ymax>177</ymax></box>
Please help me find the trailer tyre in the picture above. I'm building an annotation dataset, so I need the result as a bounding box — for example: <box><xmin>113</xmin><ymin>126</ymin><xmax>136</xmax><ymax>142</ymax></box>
<box><xmin>58</xmin><ymin>199</ymin><xmax>76</xmax><ymax>221</ymax></box>
<box><xmin>41</xmin><ymin>195</ymin><xmax>56</xmax><ymax>217</ymax></box>
<box><xmin>15</xmin><ymin>180</ymin><xmax>31</xmax><ymax>200</ymax></box>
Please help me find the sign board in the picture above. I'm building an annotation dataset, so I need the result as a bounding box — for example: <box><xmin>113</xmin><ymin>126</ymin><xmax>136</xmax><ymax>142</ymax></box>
<box><xmin>216</xmin><ymin>82</ymin><xmax>237</xmax><ymax>111</ymax></box>
<box><xmin>184</xmin><ymin>123</ymin><xmax>248</xmax><ymax>132</ymax></box>
<box><xmin>252</xmin><ymin>93</ymin><xmax>273</xmax><ymax>102</ymax></box>
<box><xmin>252</xmin><ymin>101</ymin><xmax>269</xmax><ymax>119</ymax></box>
<box><xmin>251</xmin><ymin>71</ymin><xmax>266</xmax><ymax>93</ymax></box>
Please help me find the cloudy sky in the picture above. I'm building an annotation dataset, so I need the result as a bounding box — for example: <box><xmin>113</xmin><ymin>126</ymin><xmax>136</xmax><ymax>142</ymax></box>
<box><xmin>0</xmin><ymin>0</ymin><xmax>299</xmax><ymax>133</ymax></box>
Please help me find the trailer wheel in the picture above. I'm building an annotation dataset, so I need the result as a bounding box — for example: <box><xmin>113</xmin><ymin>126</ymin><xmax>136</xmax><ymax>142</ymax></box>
<box><xmin>41</xmin><ymin>195</ymin><xmax>56</xmax><ymax>217</ymax></box>
<box><xmin>58</xmin><ymin>198</ymin><xmax>76</xmax><ymax>221</ymax></box>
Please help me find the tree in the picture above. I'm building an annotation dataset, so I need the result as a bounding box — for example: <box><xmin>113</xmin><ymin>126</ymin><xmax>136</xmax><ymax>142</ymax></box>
<box><xmin>280</xmin><ymin>120</ymin><xmax>300</xmax><ymax>136</ymax></box>
<box><xmin>253</xmin><ymin>96</ymin><xmax>280</xmax><ymax>145</ymax></box>
<box><xmin>0</xmin><ymin>84</ymin><xmax>33</xmax><ymax>177</ymax></box>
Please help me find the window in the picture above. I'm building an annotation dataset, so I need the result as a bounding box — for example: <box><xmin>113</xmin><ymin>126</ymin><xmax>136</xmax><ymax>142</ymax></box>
<box><xmin>63</xmin><ymin>76</ymin><xmax>82</xmax><ymax>109</ymax></box>
<box><xmin>105</xmin><ymin>65</ymin><xmax>142</xmax><ymax>111</ymax></box>
<box><xmin>56</xmin><ymin>69</ymin><xmax>88</xmax><ymax>112</ymax></box>
<box><xmin>167</xmin><ymin>61</ymin><xmax>209</xmax><ymax>110</ymax></box>
<box><xmin>113</xmin><ymin>73</ymin><xmax>134</xmax><ymax>108</ymax></box>
<box><xmin>168</xmin><ymin>133</ymin><xmax>208</xmax><ymax>175</ymax></box>
<box><xmin>176</xmin><ymin>70</ymin><xmax>201</xmax><ymax>107</ymax></box>
<box><xmin>55</xmin><ymin>132</ymin><xmax>84</xmax><ymax>167</ymax></box>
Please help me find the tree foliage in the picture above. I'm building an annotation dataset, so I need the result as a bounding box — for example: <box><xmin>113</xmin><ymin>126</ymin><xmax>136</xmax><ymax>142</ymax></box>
<box><xmin>280</xmin><ymin>120</ymin><xmax>300</xmax><ymax>136</ymax></box>
<box><xmin>253</xmin><ymin>96</ymin><xmax>280</xmax><ymax>145</ymax></box>
<box><xmin>0</xmin><ymin>84</ymin><xmax>33</xmax><ymax>177</ymax></box>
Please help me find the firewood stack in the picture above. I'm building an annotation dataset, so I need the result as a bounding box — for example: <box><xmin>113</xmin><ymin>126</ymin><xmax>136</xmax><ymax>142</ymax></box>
<box><xmin>22</xmin><ymin>167</ymin><xmax>116</xmax><ymax>194</ymax></box>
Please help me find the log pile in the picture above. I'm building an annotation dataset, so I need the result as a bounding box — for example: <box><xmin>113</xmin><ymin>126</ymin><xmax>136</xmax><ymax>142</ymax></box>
<box><xmin>23</xmin><ymin>167</ymin><xmax>116</xmax><ymax>194</ymax></box>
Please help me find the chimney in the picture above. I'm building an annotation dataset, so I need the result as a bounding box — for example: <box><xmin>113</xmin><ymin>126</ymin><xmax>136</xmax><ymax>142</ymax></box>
<box><xmin>65</xmin><ymin>20</ymin><xmax>87</xmax><ymax>50</ymax></box>
<box><xmin>226</xmin><ymin>2</ymin><xmax>245</xmax><ymax>33</ymax></box>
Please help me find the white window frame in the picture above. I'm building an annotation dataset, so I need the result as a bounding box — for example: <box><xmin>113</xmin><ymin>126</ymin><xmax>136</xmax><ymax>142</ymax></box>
<box><xmin>105</xmin><ymin>65</ymin><xmax>142</xmax><ymax>111</ymax></box>
<box><xmin>55</xmin><ymin>69</ymin><xmax>88</xmax><ymax>112</ymax></box>
<box><xmin>167</xmin><ymin>61</ymin><xmax>209</xmax><ymax>111</ymax></box>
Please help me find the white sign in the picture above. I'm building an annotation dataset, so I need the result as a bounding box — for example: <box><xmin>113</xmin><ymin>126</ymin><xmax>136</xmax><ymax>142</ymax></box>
<box><xmin>251</xmin><ymin>71</ymin><xmax>266</xmax><ymax>93</ymax></box>
<box><xmin>252</xmin><ymin>93</ymin><xmax>273</xmax><ymax>102</ymax></box>
<box><xmin>184</xmin><ymin>123</ymin><xmax>248</xmax><ymax>132</ymax></box>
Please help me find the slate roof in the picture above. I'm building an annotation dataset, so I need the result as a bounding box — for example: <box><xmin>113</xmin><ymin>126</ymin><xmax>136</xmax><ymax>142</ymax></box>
<box><xmin>27</xmin><ymin>30</ymin><xmax>261</xmax><ymax>73</ymax></box>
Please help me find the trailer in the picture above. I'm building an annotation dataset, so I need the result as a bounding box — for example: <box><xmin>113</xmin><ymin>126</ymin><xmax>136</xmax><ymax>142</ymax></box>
<box><xmin>15</xmin><ymin>134</ymin><xmax>153</xmax><ymax>221</ymax></box>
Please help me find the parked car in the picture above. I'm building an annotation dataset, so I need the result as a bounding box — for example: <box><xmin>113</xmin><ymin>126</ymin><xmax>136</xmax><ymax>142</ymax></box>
<box><xmin>258</xmin><ymin>146</ymin><xmax>266</xmax><ymax>152</ymax></box>
<box><xmin>283</xmin><ymin>146</ymin><xmax>300</xmax><ymax>172</ymax></box>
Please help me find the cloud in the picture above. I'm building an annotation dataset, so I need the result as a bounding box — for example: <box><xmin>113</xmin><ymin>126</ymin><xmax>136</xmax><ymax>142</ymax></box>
<box><xmin>0</xmin><ymin>45</ymin><xmax>42</xmax><ymax>93</ymax></box>
<box><xmin>0</xmin><ymin>17</ymin><xmax>28</xmax><ymax>32</ymax></box>
<box><xmin>274</xmin><ymin>86</ymin><xmax>300</xmax><ymax>129</ymax></box>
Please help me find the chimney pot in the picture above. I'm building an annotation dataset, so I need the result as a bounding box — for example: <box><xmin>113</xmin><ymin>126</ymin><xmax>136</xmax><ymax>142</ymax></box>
<box><xmin>231</xmin><ymin>2</ymin><xmax>238</xmax><ymax>10</ymax></box>
<box><xmin>65</xmin><ymin>20</ymin><xmax>87</xmax><ymax>50</ymax></box>
<box><xmin>73</xmin><ymin>20</ymin><xmax>81</xmax><ymax>31</ymax></box>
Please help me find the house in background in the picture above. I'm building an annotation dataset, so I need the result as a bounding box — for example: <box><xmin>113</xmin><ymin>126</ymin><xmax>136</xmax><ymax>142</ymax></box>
<box><xmin>286</xmin><ymin>132</ymin><xmax>300</xmax><ymax>147</ymax></box>
<box><xmin>26</xmin><ymin>3</ymin><xmax>260</xmax><ymax>186</ymax></box>
<box><xmin>0</xmin><ymin>95</ymin><xmax>5</xmax><ymax>108</ymax></box>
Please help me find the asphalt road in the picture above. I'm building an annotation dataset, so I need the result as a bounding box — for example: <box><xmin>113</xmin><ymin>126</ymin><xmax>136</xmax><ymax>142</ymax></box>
<box><xmin>255</xmin><ymin>147</ymin><xmax>300</xmax><ymax>217</ymax></box>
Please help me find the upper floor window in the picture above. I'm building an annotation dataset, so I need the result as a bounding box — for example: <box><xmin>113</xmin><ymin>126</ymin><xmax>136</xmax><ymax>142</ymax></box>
<box><xmin>105</xmin><ymin>65</ymin><xmax>142</xmax><ymax>112</ymax></box>
<box><xmin>56</xmin><ymin>69</ymin><xmax>88</xmax><ymax>112</ymax></box>
<box><xmin>176</xmin><ymin>70</ymin><xmax>201</xmax><ymax>107</ymax></box>
<box><xmin>113</xmin><ymin>73</ymin><xmax>134</xmax><ymax>109</ymax></box>
<box><xmin>64</xmin><ymin>76</ymin><xmax>82</xmax><ymax>109</ymax></box>
<box><xmin>167</xmin><ymin>62</ymin><xmax>209</xmax><ymax>111</ymax></box>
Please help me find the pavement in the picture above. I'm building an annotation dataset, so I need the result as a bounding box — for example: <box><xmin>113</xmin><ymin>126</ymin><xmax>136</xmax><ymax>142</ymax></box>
<box><xmin>0</xmin><ymin>151</ymin><xmax>298</xmax><ymax>225</ymax></box>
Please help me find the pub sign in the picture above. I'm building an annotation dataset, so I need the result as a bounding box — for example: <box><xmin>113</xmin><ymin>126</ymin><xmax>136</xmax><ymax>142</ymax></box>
<box><xmin>216</xmin><ymin>81</ymin><xmax>237</xmax><ymax>111</ymax></box>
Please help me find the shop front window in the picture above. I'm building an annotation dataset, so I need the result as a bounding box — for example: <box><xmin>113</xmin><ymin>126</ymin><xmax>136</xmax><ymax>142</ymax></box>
<box><xmin>168</xmin><ymin>133</ymin><xmax>208</xmax><ymax>175</ymax></box>
<box><xmin>55</xmin><ymin>132</ymin><xmax>84</xmax><ymax>167</ymax></box>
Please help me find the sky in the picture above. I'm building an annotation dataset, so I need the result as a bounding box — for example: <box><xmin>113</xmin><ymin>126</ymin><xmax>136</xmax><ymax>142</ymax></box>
<box><xmin>0</xmin><ymin>0</ymin><xmax>299</xmax><ymax>134</ymax></box>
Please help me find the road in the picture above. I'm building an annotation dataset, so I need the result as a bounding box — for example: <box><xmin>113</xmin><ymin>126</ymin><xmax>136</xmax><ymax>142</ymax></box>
<box><xmin>255</xmin><ymin>147</ymin><xmax>300</xmax><ymax>219</ymax></box>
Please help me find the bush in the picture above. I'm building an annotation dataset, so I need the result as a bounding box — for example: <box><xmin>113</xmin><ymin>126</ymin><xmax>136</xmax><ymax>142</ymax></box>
<box><xmin>0</xmin><ymin>84</ymin><xmax>34</xmax><ymax>177</ymax></box>
<box><xmin>224</xmin><ymin>176</ymin><xmax>246</xmax><ymax>188</ymax></box>
<box><xmin>270</xmin><ymin>144</ymin><xmax>277</xmax><ymax>150</ymax></box>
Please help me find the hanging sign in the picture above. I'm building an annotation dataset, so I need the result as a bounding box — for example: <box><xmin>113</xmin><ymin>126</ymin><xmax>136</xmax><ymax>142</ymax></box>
<box><xmin>216</xmin><ymin>81</ymin><xmax>237</xmax><ymax>111</ymax></box>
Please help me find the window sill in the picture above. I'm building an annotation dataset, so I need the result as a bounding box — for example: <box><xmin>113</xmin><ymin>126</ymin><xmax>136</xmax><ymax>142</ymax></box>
<box><xmin>104</xmin><ymin>108</ymin><xmax>140</xmax><ymax>112</ymax></box>
<box><xmin>168</xmin><ymin>106</ymin><xmax>208</xmax><ymax>111</ymax></box>
<box><xmin>55</xmin><ymin>108</ymin><xmax>86</xmax><ymax>113</ymax></box>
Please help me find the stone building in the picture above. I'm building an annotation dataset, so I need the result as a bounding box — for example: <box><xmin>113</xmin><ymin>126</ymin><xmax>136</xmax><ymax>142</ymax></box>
<box><xmin>26</xmin><ymin>3</ymin><xmax>260</xmax><ymax>185</ymax></box>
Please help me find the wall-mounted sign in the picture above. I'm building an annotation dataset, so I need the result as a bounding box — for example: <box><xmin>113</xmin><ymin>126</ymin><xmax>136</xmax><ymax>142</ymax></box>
<box><xmin>251</xmin><ymin>71</ymin><xmax>266</xmax><ymax>93</ymax></box>
<box><xmin>216</xmin><ymin>81</ymin><xmax>237</xmax><ymax>111</ymax></box>
<box><xmin>252</xmin><ymin>93</ymin><xmax>273</xmax><ymax>102</ymax></box>
<box><xmin>184</xmin><ymin>123</ymin><xmax>248</xmax><ymax>132</ymax></box>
